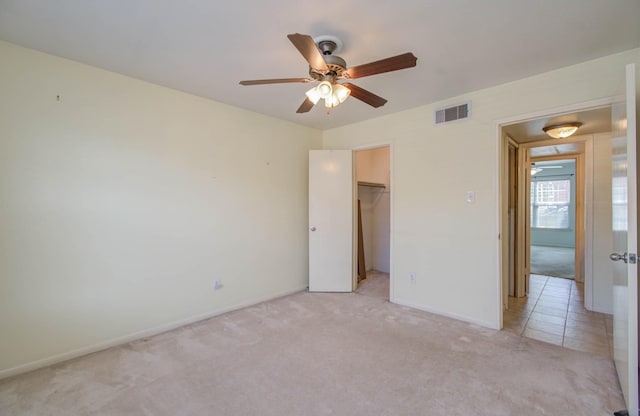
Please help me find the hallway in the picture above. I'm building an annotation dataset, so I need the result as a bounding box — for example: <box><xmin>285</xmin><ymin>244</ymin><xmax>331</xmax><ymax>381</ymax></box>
<box><xmin>503</xmin><ymin>274</ymin><xmax>613</xmax><ymax>358</ymax></box>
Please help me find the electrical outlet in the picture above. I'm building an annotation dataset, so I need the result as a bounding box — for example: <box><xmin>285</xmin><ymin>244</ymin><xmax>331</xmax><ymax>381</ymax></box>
<box><xmin>213</xmin><ymin>279</ymin><xmax>223</xmax><ymax>291</ymax></box>
<box><xmin>409</xmin><ymin>273</ymin><xmax>416</xmax><ymax>284</ymax></box>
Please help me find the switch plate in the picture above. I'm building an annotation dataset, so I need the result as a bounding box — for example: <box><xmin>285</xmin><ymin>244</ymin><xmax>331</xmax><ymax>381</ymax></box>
<box><xmin>466</xmin><ymin>191</ymin><xmax>475</xmax><ymax>204</ymax></box>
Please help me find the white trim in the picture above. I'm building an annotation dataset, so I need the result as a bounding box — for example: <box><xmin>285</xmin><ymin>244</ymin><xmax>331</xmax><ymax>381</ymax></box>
<box><xmin>392</xmin><ymin>298</ymin><xmax>500</xmax><ymax>330</ymax></box>
<box><xmin>496</xmin><ymin>97</ymin><xmax>618</xmax><ymax>127</ymax></box>
<box><xmin>0</xmin><ymin>286</ymin><xmax>307</xmax><ymax>380</ymax></box>
<box><xmin>583</xmin><ymin>137</ymin><xmax>595</xmax><ymax>311</ymax></box>
<box><xmin>496</xmin><ymin>128</ymin><xmax>505</xmax><ymax>328</ymax></box>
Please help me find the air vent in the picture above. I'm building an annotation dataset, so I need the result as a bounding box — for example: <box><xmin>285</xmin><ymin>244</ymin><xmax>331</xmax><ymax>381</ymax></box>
<box><xmin>434</xmin><ymin>102</ymin><xmax>470</xmax><ymax>125</ymax></box>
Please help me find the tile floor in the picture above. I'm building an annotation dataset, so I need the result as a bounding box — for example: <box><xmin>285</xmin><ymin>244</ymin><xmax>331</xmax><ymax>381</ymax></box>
<box><xmin>503</xmin><ymin>274</ymin><xmax>613</xmax><ymax>358</ymax></box>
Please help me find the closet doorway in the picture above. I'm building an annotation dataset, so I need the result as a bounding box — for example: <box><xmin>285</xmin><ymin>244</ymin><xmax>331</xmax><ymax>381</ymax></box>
<box><xmin>354</xmin><ymin>146</ymin><xmax>391</xmax><ymax>300</ymax></box>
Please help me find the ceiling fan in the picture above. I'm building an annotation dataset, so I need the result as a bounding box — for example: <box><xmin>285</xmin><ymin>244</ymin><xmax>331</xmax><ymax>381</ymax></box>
<box><xmin>239</xmin><ymin>33</ymin><xmax>418</xmax><ymax>113</ymax></box>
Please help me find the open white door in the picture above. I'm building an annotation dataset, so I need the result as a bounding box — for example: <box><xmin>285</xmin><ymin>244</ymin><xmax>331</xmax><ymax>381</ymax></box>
<box><xmin>309</xmin><ymin>150</ymin><xmax>353</xmax><ymax>292</ymax></box>
<box><xmin>611</xmin><ymin>63</ymin><xmax>638</xmax><ymax>415</ymax></box>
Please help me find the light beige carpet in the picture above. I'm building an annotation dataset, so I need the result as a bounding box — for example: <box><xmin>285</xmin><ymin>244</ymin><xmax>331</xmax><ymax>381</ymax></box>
<box><xmin>0</xmin><ymin>282</ymin><xmax>624</xmax><ymax>415</ymax></box>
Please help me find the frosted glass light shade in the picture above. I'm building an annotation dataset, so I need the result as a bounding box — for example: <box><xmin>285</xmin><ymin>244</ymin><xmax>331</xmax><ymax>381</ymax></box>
<box><xmin>317</xmin><ymin>81</ymin><xmax>333</xmax><ymax>99</ymax></box>
<box><xmin>542</xmin><ymin>122</ymin><xmax>582</xmax><ymax>139</ymax></box>
<box><xmin>305</xmin><ymin>87</ymin><xmax>321</xmax><ymax>104</ymax></box>
<box><xmin>333</xmin><ymin>84</ymin><xmax>351</xmax><ymax>104</ymax></box>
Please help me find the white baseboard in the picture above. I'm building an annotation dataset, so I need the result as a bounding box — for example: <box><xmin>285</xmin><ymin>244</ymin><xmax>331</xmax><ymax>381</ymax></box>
<box><xmin>391</xmin><ymin>297</ymin><xmax>500</xmax><ymax>330</ymax></box>
<box><xmin>0</xmin><ymin>286</ymin><xmax>307</xmax><ymax>380</ymax></box>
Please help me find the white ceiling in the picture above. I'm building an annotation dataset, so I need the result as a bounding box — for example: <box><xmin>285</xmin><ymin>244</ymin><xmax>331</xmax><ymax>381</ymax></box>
<box><xmin>1</xmin><ymin>0</ymin><xmax>639</xmax><ymax>130</ymax></box>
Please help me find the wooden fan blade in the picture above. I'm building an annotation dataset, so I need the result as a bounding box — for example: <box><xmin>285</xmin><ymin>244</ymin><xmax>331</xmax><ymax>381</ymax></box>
<box><xmin>239</xmin><ymin>78</ymin><xmax>314</xmax><ymax>86</ymax></box>
<box><xmin>345</xmin><ymin>52</ymin><xmax>417</xmax><ymax>79</ymax></box>
<box><xmin>287</xmin><ymin>33</ymin><xmax>328</xmax><ymax>71</ymax></box>
<box><xmin>342</xmin><ymin>83</ymin><xmax>387</xmax><ymax>108</ymax></box>
<box><xmin>296</xmin><ymin>97</ymin><xmax>316</xmax><ymax>113</ymax></box>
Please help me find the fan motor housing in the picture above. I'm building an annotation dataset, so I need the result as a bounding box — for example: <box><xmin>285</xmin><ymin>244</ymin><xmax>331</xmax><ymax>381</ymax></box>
<box><xmin>309</xmin><ymin>39</ymin><xmax>348</xmax><ymax>81</ymax></box>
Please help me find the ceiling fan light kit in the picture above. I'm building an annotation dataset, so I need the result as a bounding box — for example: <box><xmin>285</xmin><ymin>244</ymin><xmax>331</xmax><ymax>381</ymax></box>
<box><xmin>542</xmin><ymin>122</ymin><xmax>583</xmax><ymax>139</ymax></box>
<box><xmin>239</xmin><ymin>33</ymin><xmax>417</xmax><ymax>114</ymax></box>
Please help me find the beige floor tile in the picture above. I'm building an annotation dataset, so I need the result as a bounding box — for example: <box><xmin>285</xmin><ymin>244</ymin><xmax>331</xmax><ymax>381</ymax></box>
<box><xmin>568</xmin><ymin>300</ymin><xmax>586</xmax><ymax>309</ymax></box>
<box><xmin>533</xmin><ymin>304</ymin><xmax>568</xmax><ymax>318</ymax></box>
<box><xmin>507</xmin><ymin>276</ymin><xmax>613</xmax><ymax>355</ymax></box>
<box><xmin>564</xmin><ymin>325</ymin><xmax>608</xmax><ymax>340</ymax></box>
<box><xmin>504</xmin><ymin>310</ymin><xmax>530</xmax><ymax>321</ymax></box>
<box><xmin>567</xmin><ymin>315</ymin><xmax>607</xmax><ymax>332</ymax></box>
<box><xmin>536</xmin><ymin>299</ymin><xmax>569</xmax><ymax>309</ymax></box>
<box><xmin>564</xmin><ymin>326</ymin><xmax>609</xmax><ymax>345</ymax></box>
<box><xmin>571</xmin><ymin>290</ymin><xmax>583</xmax><ymax>297</ymax></box>
<box><xmin>528</xmin><ymin>311</ymin><xmax>566</xmax><ymax>326</ymax></box>
<box><xmin>544</xmin><ymin>286</ymin><xmax>571</xmax><ymax>294</ymax></box>
<box><xmin>527</xmin><ymin>290</ymin><xmax>543</xmax><ymax>298</ymax></box>
<box><xmin>526</xmin><ymin>318</ymin><xmax>565</xmax><ymax>336</ymax></box>
<box><xmin>563</xmin><ymin>330</ymin><xmax>609</xmax><ymax>347</ymax></box>
<box><xmin>604</xmin><ymin>318</ymin><xmax>614</xmax><ymax>336</ymax></box>
<box><xmin>563</xmin><ymin>337</ymin><xmax>611</xmax><ymax>358</ymax></box>
<box><xmin>502</xmin><ymin>321</ymin><xmax>526</xmax><ymax>335</ymax></box>
<box><xmin>540</xmin><ymin>291</ymin><xmax>570</xmax><ymax>301</ymax></box>
<box><xmin>567</xmin><ymin>310</ymin><xmax>606</xmax><ymax>323</ymax></box>
<box><xmin>545</xmin><ymin>281</ymin><xmax>572</xmax><ymax>288</ymax></box>
<box><xmin>504</xmin><ymin>307</ymin><xmax>531</xmax><ymax>317</ymax></box>
<box><xmin>508</xmin><ymin>298</ymin><xmax>536</xmax><ymax>307</ymax></box>
<box><xmin>523</xmin><ymin>327</ymin><xmax>563</xmax><ymax>346</ymax></box>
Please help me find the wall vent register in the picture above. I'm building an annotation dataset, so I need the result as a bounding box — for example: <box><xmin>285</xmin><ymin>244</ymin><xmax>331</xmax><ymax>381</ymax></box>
<box><xmin>434</xmin><ymin>102</ymin><xmax>470</xmax><ymax>125</ymax></box>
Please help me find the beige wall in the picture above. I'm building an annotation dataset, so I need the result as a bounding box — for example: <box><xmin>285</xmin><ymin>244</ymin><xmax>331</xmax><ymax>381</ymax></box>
<box><xmin>324</xmin><ymin>48</ymin><xmax>640</xmax><ymax>327</ymax></box>
<box><xmin>0</xmin><ymin>41</ymin><xmax>322</xmax><ymax>376</ymax></box>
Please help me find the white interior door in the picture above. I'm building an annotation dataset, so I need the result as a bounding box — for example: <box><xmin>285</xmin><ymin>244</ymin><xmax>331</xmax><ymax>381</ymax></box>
<box><xmin>309</xmin><ymin>150</ymin><xmax>353</xmax><ymax>292</ymax></box>
<box><xmin>611</xmin><ymin>63</ymin><xmax>638</xmax><ymax>414</ymax></box>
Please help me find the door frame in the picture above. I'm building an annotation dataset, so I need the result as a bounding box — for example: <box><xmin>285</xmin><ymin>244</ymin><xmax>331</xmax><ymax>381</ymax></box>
<box><xmin>352</xmin><ymin>142</ymin><xmax>394</xmax><ymax>299</ymax></box>
<box><xmin>496</xmin><ymin>96</ymin><xmax>617</xmax><ymax>326</ymax></box>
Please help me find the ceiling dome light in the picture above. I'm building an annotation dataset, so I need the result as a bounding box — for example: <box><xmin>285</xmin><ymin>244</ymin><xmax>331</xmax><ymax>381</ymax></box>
<box><xmin>542</xmin><ymin>122</ymin><xmax>582</xmax><ymax>139</ymax></box>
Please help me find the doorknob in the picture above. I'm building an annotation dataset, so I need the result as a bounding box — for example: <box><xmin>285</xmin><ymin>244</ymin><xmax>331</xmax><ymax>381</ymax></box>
<box><xmin>610</xmin><ymin>252</ymin><xmax>637</xmax><ymax>264</ymax></box>
<box><xmin>610</xmin><ymin>252</ymin><xmax>629</xmax><ymax>263</ymax></box>
<box><xmin>310</xmin><ymin>226</ymin><xmax>317</xmax><ymax>231</ymax></box>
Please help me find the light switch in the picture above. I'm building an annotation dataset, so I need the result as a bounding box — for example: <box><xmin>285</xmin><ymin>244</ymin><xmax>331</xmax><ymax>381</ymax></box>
<box><xmin>466</xmin><ymin>191</ymin><xmax>476</xmax><ymax>204</ymax></box>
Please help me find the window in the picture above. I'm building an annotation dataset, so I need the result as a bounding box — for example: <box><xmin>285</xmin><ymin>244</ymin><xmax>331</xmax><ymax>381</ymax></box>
<box><xmin>530</xmin><ymin>179</ymin><xmax>571</xmax><ymax>229</ymax></box>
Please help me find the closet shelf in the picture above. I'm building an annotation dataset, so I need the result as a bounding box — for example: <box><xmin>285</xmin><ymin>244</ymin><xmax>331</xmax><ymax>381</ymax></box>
<box><xmin>357</xmin><ymin>181</ymin><xmax>386</xmax><ymax>189</ymax></box>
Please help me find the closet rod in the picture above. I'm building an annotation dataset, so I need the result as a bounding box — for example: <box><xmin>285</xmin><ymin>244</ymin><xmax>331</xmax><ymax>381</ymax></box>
<box><xmin>357</xmin><ymin>181</ymin><xmax>386</xmax><ymax>189</ymax></box>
